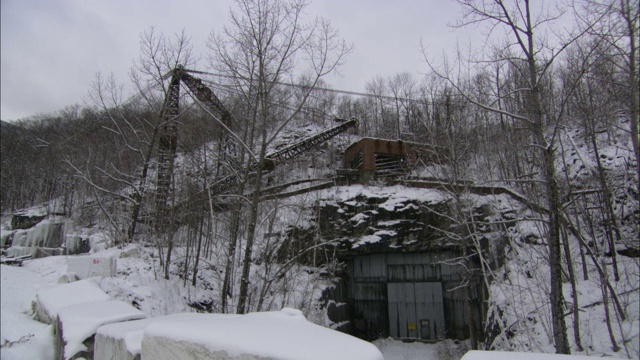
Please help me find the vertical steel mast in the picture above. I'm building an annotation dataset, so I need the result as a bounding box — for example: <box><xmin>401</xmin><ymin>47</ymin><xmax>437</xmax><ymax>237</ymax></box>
<box><xmin>155</xmin><ymin>72</ymin><xmax>180</xmax><ymax>229</ymax></box>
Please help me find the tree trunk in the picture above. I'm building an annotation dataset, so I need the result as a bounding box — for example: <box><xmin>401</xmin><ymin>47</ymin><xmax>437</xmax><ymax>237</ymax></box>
<box><xmin>236</xmin><ymin>124</ymin><xmax>268</xmax><ymax>314</ymax></box>
<box><xmin>192</xmin><ymin>214</ymin><xmax>205</xmax><ymax>287</ymax></box>
<box><xmin>523</xmin><ymin>2</ymin><xmax>569</xmax><ymax>349</ymax></box>
<box><xmin>221</xmin><ymin>201</ymin><xmax>242</xmax><ymax>313</ymax></box>
<box><xmin>561</xmin><ymin>226</ymin><xmax>583</xmax><ymax>351</ymax></box>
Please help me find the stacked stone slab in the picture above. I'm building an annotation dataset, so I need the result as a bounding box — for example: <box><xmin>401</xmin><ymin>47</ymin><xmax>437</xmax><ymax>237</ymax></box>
<box><xmin>140</xmin><ymin>308</ymin><xmax>383</xmax><ymax>360</ymax></box>
<box><xmin>94</xmin><ymin>314</ymin><xmax>238</xmax><ymax>360</ymax></box>
<box><xmin>55</xmin><ymin>300</ymin><xmax>146</xmax><ymax>360</ymax></box>
<box><xmin>33</xmin><ymin>280</ymin><xmax>110</xmax><ymax>325</ymax></box>
<box><xmin>32</xmin><ymin>273</ymin><xmax>146</xmax><ymax>360</ymax></box>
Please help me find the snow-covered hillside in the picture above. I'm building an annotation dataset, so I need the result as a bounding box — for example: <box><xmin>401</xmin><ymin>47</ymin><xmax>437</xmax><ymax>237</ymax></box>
<box><xmin>2</xmin><ymin>181</ymin><xmax>637</xmax><ymax>359</ymax></box>
<box><xmin>1</xmin><ymin>108</ymin><xmax>638</xmax><ymax>360</ymax></box>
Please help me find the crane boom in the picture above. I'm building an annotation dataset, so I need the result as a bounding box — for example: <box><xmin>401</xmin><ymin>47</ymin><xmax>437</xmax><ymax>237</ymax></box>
<box><xmin>206</xmin><ymin>117</ymin><xmax>359</xmax><ymax>196</ymax></box>
<box><xmin>264</xmin><ymin>118</ymin><xmax>358</xmax><ymax>166</ymax></box>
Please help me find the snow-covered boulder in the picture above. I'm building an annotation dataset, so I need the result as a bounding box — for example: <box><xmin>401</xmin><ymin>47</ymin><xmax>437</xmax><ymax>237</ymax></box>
<box><xmin>58</xmin><ymin>273</ymin><xmax>78</xmax><ymax>284</ymax></box>
<box><xmin>118</xmin><ymin>245</ymin><xmax>140</xmax><ymax>258</ymax></box>
<box><xmin>67</xmin><ymin>256</ymin><xmax>117</xmax><ymax>279</ymax></box>
<box><xmin>10</xmin><ymin>211</ymin><xmax>46</xmax><ymax>230</ymax></box>
<box><xmin>94</xmin><ymin>313</ymin><xmax>238</xmax><ymax>360</ymax></box>
<box><xmin>33</xmin><ymin>279</ymin><xmax>110</xmax><ymax>325</ymax></box>
<box><xmin>141</xmin><ymin>308</ymin><xmax>383</xmax><ymax>360</ymax></box>
<box><xmin>88</xmin><ymin>233</ymin><xmax>110</xmax><ymax>253</ymax></box>
<box><xmin>55</xmin><ymin>300</ymin><xmax>147</xmax><ymax>360</ymax></box>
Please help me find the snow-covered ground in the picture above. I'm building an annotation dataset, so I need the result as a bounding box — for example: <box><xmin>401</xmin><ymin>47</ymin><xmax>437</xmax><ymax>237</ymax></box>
<box><xmin>0</xmin><ymin>255</ymin><xmax>448</xmax><ymax>360</ymax></box>
<box><xmin>0</xmin><ymin>256</ymin><xmax>66</xmax><ymax>360</ymax></box>
<box><xmin>2</xmin><ymin>237</ymin><xmax>637</xmax><ymax>359</ymax></box>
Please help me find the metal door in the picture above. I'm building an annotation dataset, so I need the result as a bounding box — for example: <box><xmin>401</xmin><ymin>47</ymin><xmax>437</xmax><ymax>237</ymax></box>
<box><xmin>387</xmin><ymin>282</ymin><xmax>444</xmax><ymax>340</ymax></box>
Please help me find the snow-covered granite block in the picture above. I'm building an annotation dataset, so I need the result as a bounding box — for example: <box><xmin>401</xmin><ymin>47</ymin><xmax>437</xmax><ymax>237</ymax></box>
<box><xmin>56</xmin><ymin>300</ymin><xmax>147</xmax><ymax>360</ymax></box>
<box><xmin>33</xmin><ymin>279</ymin><xmax>110</xmax><ymax>324</ymax></box>
<box><xmin>141</xmin><ymin>308</ymin><xmax>383</xmax><ymax>360</ymax></box>
<box><xmin>67</xmin><ymin>256</ymin><xmax>117</xmax><ymax>279</ymax></box>
<box><xmin>95</xmin><ymin>313</ymin><xmax>238</xmax><ymax>360</ymax></box>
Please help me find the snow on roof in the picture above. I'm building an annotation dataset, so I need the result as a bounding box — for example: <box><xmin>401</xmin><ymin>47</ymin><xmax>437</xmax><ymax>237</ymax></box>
<box><xmin>96</xmin><ymin>313</ymin><xmax>238</xmax><ymax>357</ymax></box>
<box><xmin>35</xmin><ymin>279</ymin><xmax>110</xmax><ymax>323</ymax></box>
<box><xmin>142</xmin><ymin>308</ymin><xmax>383</xmax><ymax>360</ymax></box>
<box><xmin>460</xmin><ymin>350</ymin><xmax>605</xmax><ymax>360</ymax></box>
<box><xmin>58</xmin><ymin>299</ymin><xmax>147</xmax><ymax>360</ymax></box>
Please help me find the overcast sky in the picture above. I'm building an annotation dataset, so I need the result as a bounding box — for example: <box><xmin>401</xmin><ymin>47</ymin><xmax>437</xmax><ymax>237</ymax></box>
<box><xmin>1</xmin><ymin>0</ymin><xmax>471</xmax><ymax>122</ymax></box>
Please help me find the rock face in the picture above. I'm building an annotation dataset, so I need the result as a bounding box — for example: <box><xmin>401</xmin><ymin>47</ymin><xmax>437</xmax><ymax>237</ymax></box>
<box><xmin>9</xmin><ymin>221</ymin><xmax>66</xmax><ymax>248</ymax></box>
<box><xmin>285</xmin><ymin>186</ymin><xmax>517</xmax><ymax>341</ymax></box>
<box><xmin>318</xmin><ymin>194</ymin><xmax>453</xmax><ymax>253</ymax></box>
<box><xmin>10</xmin><ymin>212</ymin><xmax>46</xmax><ymax>230</ymax></box>
<box><xmin>276</xmin><ymin>186</ymin><xmax>456</xmax><ymax>266</ymax></box>
<box><xmin>5</xmin><ymin>221</ymin><xmax>67</xmax><ymax>258</ymax></box>
<box><xmin>307</xmin><ymin>186</ymin><xmax>516</xmax><ymax>260</ymax></box>
<box><xmin>4</xmin><ymin>219</ymin><xmax>93</xmax><ymax>257</ymax></box>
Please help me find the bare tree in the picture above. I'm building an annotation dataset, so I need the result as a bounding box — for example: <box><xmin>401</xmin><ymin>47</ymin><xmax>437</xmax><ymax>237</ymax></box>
<box><xmin>365</xmin><ymin>76</ymin><xmax>390</xmax><ymax>137</ymax></box>
<box><xmin>207</xmin><ymin>0</ymin><xmax>351</xmax><ymax>314</ymax></box>
<box><xmin>421</xmin><ymin>0</ymin><xmax>596</xmax><ymax>353</ymax></box>
<box><xmin>69</xmin><ymin>29</ymin><xmax>193</xmax><ymax>246</ymax></box>
<box><xmin>577</xmin><ymin>0</ymin><xmax>639</xmax><ymax>191</ymax></box>
<box><xmin>388</xmin><ymin>72</ymin><xmax>418</xmax><ymax>139</ymax></box>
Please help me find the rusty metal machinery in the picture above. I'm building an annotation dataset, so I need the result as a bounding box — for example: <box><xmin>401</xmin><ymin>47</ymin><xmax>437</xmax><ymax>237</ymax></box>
<box><xmin>264</xmin><ymin>117</ymin><xmax>358</xmax><ymax>166</ymax></box>
<box><xmin>155</xmin><ymin>66</ymin><xmax>235</xmax><ymax>227</ymax></box>
<box><xmin>154</xmin><ymin>66</ymin><xmax>359</xmax><ymax>225</ymax></box>
<box><xmin>155</xmin><ymin>74</ymin><xmax>180</xmax><ymax>226</ymax></box>
<box><xmin>204</xmin><ymin>117</ymin><xmax>359</xmax><ymax>197</ymax></box>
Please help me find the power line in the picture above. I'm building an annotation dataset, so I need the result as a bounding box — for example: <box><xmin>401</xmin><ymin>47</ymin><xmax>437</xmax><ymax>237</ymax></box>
<box><xmin>198</xmin><ymin>78</ymin><xmax>338</xmax><ymax>120</ymax></box>
<box><xmin>185</xmin><ymin>68</ymin><xmax>432</xmax><ymax>105</ymax></box>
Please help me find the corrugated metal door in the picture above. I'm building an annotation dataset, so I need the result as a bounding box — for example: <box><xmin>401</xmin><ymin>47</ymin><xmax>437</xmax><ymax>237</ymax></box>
<box><xmin>388</xmin><ymin>282</ymin><xmax>444</xmax><ymax>340</ymax></box>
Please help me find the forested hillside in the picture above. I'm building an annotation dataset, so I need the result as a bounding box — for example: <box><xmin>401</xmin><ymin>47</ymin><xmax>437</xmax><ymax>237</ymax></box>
<box><xmin>1</xmin><ymin>0</ymin><xmax>638</xmax><ymax>358</ymax></box>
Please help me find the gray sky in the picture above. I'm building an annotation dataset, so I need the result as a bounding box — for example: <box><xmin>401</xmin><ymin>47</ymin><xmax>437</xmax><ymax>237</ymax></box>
<box><xmin>1</xmin><ymin>0</ymin><xmax>467</xmax><ymax>121</ymax></box>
